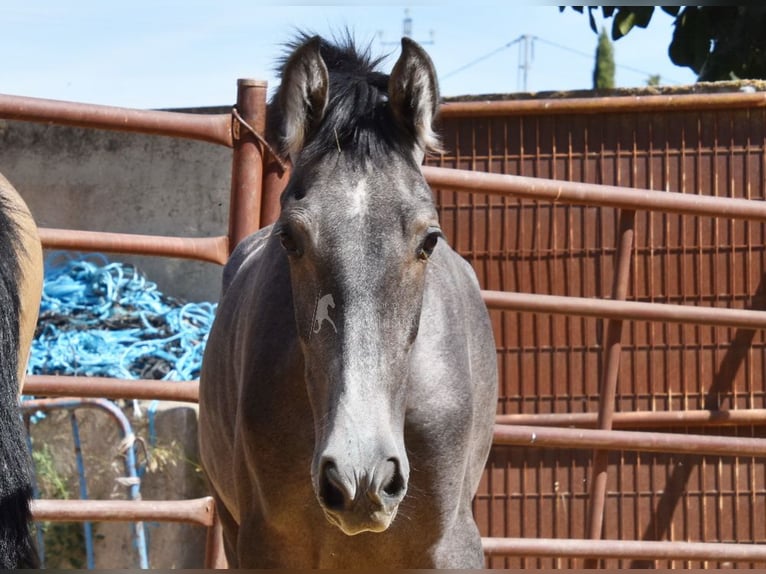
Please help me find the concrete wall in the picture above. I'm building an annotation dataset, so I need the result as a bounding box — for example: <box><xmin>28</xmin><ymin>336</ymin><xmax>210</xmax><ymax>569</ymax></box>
<box><xmin>0</xmin><ymin>111</ymin><xmax>232</xmax><ymax>302</ymax></box>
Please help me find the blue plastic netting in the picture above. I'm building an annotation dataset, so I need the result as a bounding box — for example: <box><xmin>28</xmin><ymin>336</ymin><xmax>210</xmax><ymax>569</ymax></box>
<box><xmin>27</xmin><ymin>253</ymin><xmax>217</xmax><ymax>381</ymax></box>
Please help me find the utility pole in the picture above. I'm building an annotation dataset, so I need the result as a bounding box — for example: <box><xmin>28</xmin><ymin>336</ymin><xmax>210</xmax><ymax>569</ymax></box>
<box><xmin>379</xmin><ymin>8</ymin><xmax>434</xmax><ymax>46</ymax></box>
<box><xmin>517</xmin><ymin>34</ymin><xmax>535</xmax><ymax>92</ymax></box>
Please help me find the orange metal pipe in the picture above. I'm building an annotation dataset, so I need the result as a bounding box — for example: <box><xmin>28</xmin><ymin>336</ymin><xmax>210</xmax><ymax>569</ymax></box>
<box><xmin>481</xmin><ymin>536</ymin><xmax>766</xmax><ymax>562</ymax></box>
<box><xmin>23</xmin><ymin>375</ymin><xmax>199</xmax><ymax>403</ymax></box>
<box><xmin>229</xmin><ymin>79</ymin><xmax>268</xmax><ymax>250</ymax></box>
<box><xmin>204</xmin><ymin>504</ymin><xmax>228</xmax><ymax>569</ymax></box>
<box><xmin>496</xmin><ymin>408</ymin><xmax>766</xmax><ymax>429</ymax></box>
<box><xmin>422</xmin><ymin>165</ymin><xmax>766</xmax><ymax>221</ymax></box>
<box><xmin>0</xmin><ymin>93</ymin><xmax>233</xmax><ymax>147</ymax></box>
<box><xmin>493</xmin><ymin>424</ymin><xmax>766</xmax><ymax>458</ymax></box>
<box><xmin>585</xmin><ymin>209</ymin><xmax>634</xmax><ymax>559</ymax></box>
<box><xmin>31</xmin><ymin>497</ymin><xmax>216</xmax><ymax>527</ymax></box>
<box><xmin>37</xmin><ymin>228</ymin><xmax>229</xmax><ymax>265</ymax></box>
<box><xmin>440</xmin><ymin>91</ymin><xmax>766</xmax><ymax>118</ymax></box>
<box><xmin>481</xmin><ymin>290</ymin><xmax>766</xmax><ymax>330</ymax></box>
<box><xmin>260</xmin><ymin>161</ymin><xmax>290</xmax><ymax>228</ymax></box>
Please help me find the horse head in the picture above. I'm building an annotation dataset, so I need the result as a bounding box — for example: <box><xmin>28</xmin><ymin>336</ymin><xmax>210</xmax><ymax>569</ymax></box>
<box><xmin>270</xmin><ymin>34</ymin><xmax>442</xmax><ymax>535</ymax></box>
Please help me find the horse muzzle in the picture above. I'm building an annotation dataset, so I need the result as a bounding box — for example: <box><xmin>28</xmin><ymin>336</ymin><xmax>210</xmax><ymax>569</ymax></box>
<box><xmin>316</xmin><ymin>457</ymin><xmax>407</xmax><ymax>536</ymax></box>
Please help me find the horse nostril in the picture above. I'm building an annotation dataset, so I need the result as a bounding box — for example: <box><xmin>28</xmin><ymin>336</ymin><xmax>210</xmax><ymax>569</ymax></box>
<box><xmin>319</xmin><ymin>461</ymin><xmax>349</xmax><ymax>511</ymax></box>
<box><xmin>381</xmin><ymin>458</ymin><xmax>406</xmax><ymax>498</ymax></box>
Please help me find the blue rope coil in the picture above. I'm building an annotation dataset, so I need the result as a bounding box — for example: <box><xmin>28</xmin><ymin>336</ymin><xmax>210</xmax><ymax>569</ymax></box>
<box><xmin>27</xmin><ymin>252</ymin><xmax>217</xmax><ymax>382</ymax></box>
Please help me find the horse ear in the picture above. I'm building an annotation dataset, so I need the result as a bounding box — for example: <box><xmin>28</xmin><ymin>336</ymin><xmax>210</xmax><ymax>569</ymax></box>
<box><xmin>279</xmin><ymin>36</ymin><xmax>329</xmax><ymax>159</ymax></box>
<box><xmin>388</xmin><ymin>37</ymin><xmax>442</xmax><ymax>159</ymax></box>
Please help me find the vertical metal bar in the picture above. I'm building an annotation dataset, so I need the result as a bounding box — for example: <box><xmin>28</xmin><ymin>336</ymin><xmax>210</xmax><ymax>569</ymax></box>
<box><xmin>259</xmin><ymin>160</ymin><xmax>290</xmax><ymax>228</ymax></box>
<box><xmin>584</xmin><ymin>208</ymin><xmax>636</xmax><ymax>568</ymax></box>
<box><xmin>204</xmin><ymin>504</ymin><xmax>227</xmax><ymax>569</ymax></box>
<box><xmin>70</xmin><ymin>412</ymin><xmax>95</xmax><ymax>569</ymax></box>
<box><xmin>229</xmin><ymin>79</ymin><xmax>268</xmax><ymax>251</ymax></box>
<box><xmin>24</xmin><ymin>416</ymin><xmax>46</xmax><ymax>568</ymax></box>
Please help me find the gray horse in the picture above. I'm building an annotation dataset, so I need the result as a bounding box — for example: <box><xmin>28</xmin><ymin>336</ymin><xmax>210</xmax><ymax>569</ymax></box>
<box><xmin>199</xmin><ymin>33</ymin><xmax>497</xmax><ymax>568</ymax></box>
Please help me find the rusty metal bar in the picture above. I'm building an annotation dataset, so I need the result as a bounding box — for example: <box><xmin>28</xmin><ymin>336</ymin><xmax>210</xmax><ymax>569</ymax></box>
<box><xmin>260</xmin><ymin>161</ymin><xmax>290</xmax><ymax>229</ymax></box>
<box><xmin>0</xmin><ymin>93</ymin><xmax>233</xmax><ymax>147</ymax></box>
<box><xmin>440</xmin><ymin>91</ymin><xmax>766</xmax><ymax>118</ymax></box>
<box><xmin>31</xmin><ymin>497</ymin><xmax>216</xmax><ymax>527</ymax></box>
<box><xmin>38</xmin><ymin>228</ymin><xmax>229</xmax><ymax>265</ymax></box>
<box><xmin>482</xmin><ymin>290</ymin><xmax>766</xmax><ymax>330</ymax></box>
<box><xmin>493</xmin><ymin>424</ymin><xmax>766</xmax><ymax>458</ymax></box>
<box><xmin>229</xmin><ymin>79</ymin><xmax>268</xmax><ymax>250</ymax></box>
<box><xmin>481</xmin><ymin>536</ymin><xmax>766</xmax><ymax>562</ymax></box>
<box><xmin>23</xmin><ymin>375</ymin><xmax>199</xmax><ymax>403</ymax></box>
<box><xmin>496</xmin><ymin>408</ymin><xmax>766</xmax><ymax>429</ymax></box>
<box><xmin>204</xmin><ymin>504</ymin><xmax>228</xmax><ymax>569</ymax></box>
<box><xmin>586</xmin><ymin>210</ymin><xmax>635</xmax><ymax>559</ymax></box>
<box><xmin>422</xmin><ymin>165</ymin><xmax>766</xmax><ymax>222</ymax></box>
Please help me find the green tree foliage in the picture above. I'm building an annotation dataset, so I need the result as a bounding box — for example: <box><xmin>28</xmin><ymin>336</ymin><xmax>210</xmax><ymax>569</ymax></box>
<box><xmin>562</xmin><ymin>6</ymin><xmax>766</xmax><ymax>81</ymax></box>
<box><xmin>593</xmin><ymin>27</ymin><xmax>615</xmax><ymax>89</ymax></box>
<box><xmin>646</xmin><ymin>74</ymin><xmax>661</xmax><ymax>87</ymax></box>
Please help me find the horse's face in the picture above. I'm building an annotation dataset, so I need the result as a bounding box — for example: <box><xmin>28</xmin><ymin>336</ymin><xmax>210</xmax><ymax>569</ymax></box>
<box><xmin>272</xmin><ymin>36</ymin><xmax>441</xmax><ymax>535</ymax></box>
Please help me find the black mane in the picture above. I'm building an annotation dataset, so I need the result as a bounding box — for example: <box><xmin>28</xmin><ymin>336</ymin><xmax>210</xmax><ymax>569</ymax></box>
<box><xmin>267</xmin><ymin>32</ymin><xmax>415</xmax><ymax>165</ymax></box>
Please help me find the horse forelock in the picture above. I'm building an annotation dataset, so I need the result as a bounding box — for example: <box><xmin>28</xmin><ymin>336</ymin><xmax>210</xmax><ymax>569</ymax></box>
<box><xmin>268</xmin><ymin>32</ymin><xmax>419</xmax><ymax>167</ymax></box>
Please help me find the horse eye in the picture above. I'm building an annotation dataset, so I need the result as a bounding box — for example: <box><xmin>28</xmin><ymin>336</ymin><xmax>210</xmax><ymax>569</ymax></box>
<box><xmin>278</xmin><ymin>230</ymin><xmax>302</xmax><ymax>256</ymax></box>
<box><xmin>418</xmin><ymin>229</ymin><xmax>442</xmax><ymax>260</ymax></box>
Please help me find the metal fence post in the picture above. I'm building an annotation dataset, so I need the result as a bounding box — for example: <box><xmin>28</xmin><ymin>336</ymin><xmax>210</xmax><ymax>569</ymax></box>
<box><xmin>229</xmin><ymin>79</ymin><xmax>268</xmax><ymax>252</ymax></box>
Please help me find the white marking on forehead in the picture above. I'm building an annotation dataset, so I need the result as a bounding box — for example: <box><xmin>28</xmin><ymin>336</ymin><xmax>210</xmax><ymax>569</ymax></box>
<box><xmin>348</xmin><ymin>177</ymin><xmax>368</xmax><ymax>218</ymax></box>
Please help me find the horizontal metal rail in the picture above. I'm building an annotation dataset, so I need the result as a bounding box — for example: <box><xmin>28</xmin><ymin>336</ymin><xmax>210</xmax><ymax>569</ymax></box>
<box><xmin>440</xmin><ymin>90</ymin><xmax>766</xmax><ymax>118</ymax></box>
<box><xmin>24</xmin><ymin>375</ymin><xmax>766</xmax><ymax>432</ymax></box>
<box><xmin>38</xmin><ymin>228</ymin><xmax>229</xmax><ymax>265</ymax></box>
<box><xmin>493</xmin><ymin>424</ymin><xmax>766</xmax><ymax>458</ymax></box>
<box><xmin>422</xmin><ymin>165</ymin><xmax>766</xmax><ymax>221</ymax></box>
<box><xmin>497</xmin><ymin>408</ymin><xmax>766</xmax><ymax>429</ymax></box>
<box><xmin>481</xmin><ymin>537</ymin><xmax>766</xmax><ymax>562</ymax></box>
<box><xmin>482</xmin><ymin>290</ymin><xmax>766</xmax><ymax>330</ymax></box>
<box><xmin>31</xmin><ymin>497</ymin><xmax>215</xmax><ymax>527</ymax></box>
<box><xmin>24</xmin><ymin>375</ymin><xmax>199</xmax><ymax>403</ymax></box>
<box><xmin>0</xmin><ymin>93</ymin><xmax>233</xmax><ymax>147</ymax></box>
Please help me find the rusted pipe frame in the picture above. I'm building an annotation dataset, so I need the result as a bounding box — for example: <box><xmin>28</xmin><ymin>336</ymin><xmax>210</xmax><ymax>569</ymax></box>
<box><xmin>204</xmin><ymin>502</ymin><xmax>228</xmax><ymax>569</ymax></box>
<box><xmin>496</xmin><ymin>408</ymin><xmax>766</xmax><ymax>429</ymax></box>
<box><xmin>229</xmin><ymin>79</ymin><xmax>268</xmax><ymax>250</ymax></box>
<box><xmin>0</xmin><ymin>93</ymin><xmax>233</xmax><ymax>147</ymax></box>
<box><xmin>422</xmin><ymin>165</ymin><xmax>766</xmax><ymax>222</ymax></box>
<box><xmin>493</xmin><ymin>424</ymin><xmax>766</xmax><ymax>459</ymax></box>
<box><xmin>440</xmin><ymin>91</ymin><xmax>766</xmax><ymax>118</ymax></box>
<box><xmin>31</xmin><ymin>497</ymin><xmax>216</xmax><ymax>527</ymax></box>
<box><xmin>482</xmin><ymin>290</ymin><xmax>766</xmax><ymax>331</ymax></box>
<box><xmin>23</xmin><ymin>375</ymin><xmax>199</xmax><ymax>403</ymax></box>
<box><xmin>585</xmin><ymin>209</ymin><xmax>634</xmax><ymax>556</ymax></box>
<box><xmin>37</xmin><ymin>228</ymin><xmax>229</xmax><ymax>265</ymax></box>
<box><xmin>481</xmin><ymin>536</ymin><xmax>766</xmax><ymax>562</ymax></box>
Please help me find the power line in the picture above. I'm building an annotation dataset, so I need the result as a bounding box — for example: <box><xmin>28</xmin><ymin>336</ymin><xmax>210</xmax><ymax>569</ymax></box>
<box><xmin>534</xmin><ymin>36</ymin><xmax>684</xmax><ymax>85</ymax></box>
<box><xmin>442</xmin><ymin>36</ymin><xmax>524</xmax><ymax>80</ymax></box>
<box><xmin>442</xmin><ymin>34</ymin><xmax>685</xmax><ymax>87</ymax></box>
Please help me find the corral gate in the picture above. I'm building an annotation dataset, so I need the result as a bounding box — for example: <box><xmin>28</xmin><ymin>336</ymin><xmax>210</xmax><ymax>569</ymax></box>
<box><xmin>2</xmin><ymin>83</ymin><xmax>766</xmax><ymax>568</ymax></box>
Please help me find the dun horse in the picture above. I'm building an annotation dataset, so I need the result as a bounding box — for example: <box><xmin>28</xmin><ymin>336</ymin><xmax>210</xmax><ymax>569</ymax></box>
<box><xmin>0</xmin><ymin>173</ymin><xmax>42</xmax><ymax>569</ymax></box>
<box><xmin>199</xmin><ymin>34</ymin><xmax>497</xmax><ymax>568</ymax></box>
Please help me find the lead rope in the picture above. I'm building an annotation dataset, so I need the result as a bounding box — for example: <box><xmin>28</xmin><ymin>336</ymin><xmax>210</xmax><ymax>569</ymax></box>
<box><xmin>231</xmin><ymin>107</ymin><xmax>289</xmax><ymax>174</ymax></box>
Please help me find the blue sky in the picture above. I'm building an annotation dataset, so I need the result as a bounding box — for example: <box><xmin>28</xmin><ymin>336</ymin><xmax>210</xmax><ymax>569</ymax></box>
<box><xmin>0</xmin><ymin>2</ymin><xmax>698</xmax><ymax>109</ymax></box>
